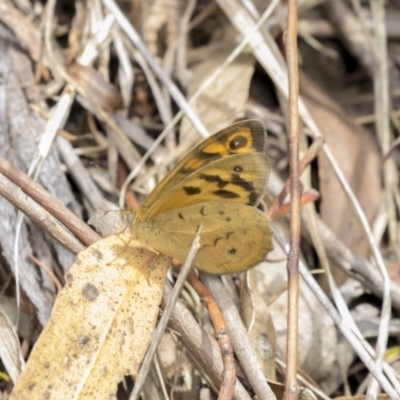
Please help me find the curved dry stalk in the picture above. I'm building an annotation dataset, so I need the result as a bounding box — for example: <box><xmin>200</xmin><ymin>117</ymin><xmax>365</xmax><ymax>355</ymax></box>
<box><xmin>166</xmin><ymin>282</ymin><xmax>252</xmax><ymax>400</ymax></box>
<box><xmin>186</xmin><ymin>271</ymin><xmax>236</xmax><ymax>400</ymax></box>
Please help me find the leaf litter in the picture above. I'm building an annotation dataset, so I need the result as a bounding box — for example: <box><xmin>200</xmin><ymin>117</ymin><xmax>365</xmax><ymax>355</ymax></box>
<box><xmin>0</xmin><ymin>0</ymin><xmax>399</xmax><ymax>399</ymax></box>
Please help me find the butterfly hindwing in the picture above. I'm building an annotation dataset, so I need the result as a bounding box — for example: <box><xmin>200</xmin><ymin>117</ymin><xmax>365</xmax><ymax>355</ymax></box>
<box><xmin>134</xmin><ymin>202</ymin><xmax>273</xmax><ymax>274</ymax></box>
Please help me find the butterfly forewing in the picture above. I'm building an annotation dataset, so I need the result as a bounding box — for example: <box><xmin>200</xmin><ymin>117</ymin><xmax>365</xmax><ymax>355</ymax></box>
<box><xmin>134</xmin><ymin>202</ymin><xmax>273</xmax><ymax>274</ymax></box>
<box><xmin>139</xmin><ymin>120</ymin><xmax>267</xmax><ymax>216</ymax></box>
<box><xmin>145</xmin><ymin>153</ymin><xmax>270</xmax><ymax>217</ymax></box>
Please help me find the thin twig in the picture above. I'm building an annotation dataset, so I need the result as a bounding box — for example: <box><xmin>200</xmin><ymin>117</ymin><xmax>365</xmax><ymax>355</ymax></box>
<box><xmin>27</xmin><ymin>254</ymin><xmax>63</xmax><ymax>292</ymax></box>
<box><xmin>0</xmin><ymin>172</ymin><xmax>85</xmax><ymax>256</ymax></box>
<box><xmin>166</xmin><ymin>282</ymin><xmax>252</xmax><ymax>400</ymax></box>
<box><xmin>267</xmin><ymin>137</ymin><xmax>323</xmax><ymax>220</ymax></box>
<box><xmin>187</xmin><ymin>271</ymin><xmax>236</xmax><ymax>400</ymax></box>
<box><xmin>0</xmin><ymin>156</ymin><xmax>100</xmax><ymax>247</ymax></box>
<box><xmin>201</xmin><ymin>274</ymin><xmax>276</xmax><ymax>400</ymax></box>
<box><xmin>284</xmin><ymin>1</ymin><xmax>301</xmax><ymax>399</ymax></box>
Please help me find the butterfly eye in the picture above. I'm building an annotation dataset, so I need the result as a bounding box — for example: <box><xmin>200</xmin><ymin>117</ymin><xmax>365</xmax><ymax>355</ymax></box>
<box><xmin>229</xmin><ymin>135</ymin><xmax>248</xmax><ymax>150</ymax></box>
<box><xmin>233</xmin><ymin>165</ymin><xmax>244</xmax><ymax>173</ymax></box>
<box><xmin>228</xmin><ymin>248</ymin><xmax>237</xmax><ymax>255</ymax></box>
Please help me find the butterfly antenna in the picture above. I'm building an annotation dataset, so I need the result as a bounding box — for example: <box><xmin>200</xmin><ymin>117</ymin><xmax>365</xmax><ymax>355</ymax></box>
<box><xmin>89</xmin><ymin>161</ymin><xmax>121</xmax><ymax>197</ymax></box>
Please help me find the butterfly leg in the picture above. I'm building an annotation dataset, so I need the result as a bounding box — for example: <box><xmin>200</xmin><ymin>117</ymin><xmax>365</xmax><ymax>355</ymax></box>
<box><xmin>139</xmin><ymin>251</ymin><xmax>162</xmax><ymax>286</ymax></box>
<box><xmin>105</xmin><ymin>231</ymin><xmax>132</xmax><ymax>266</ymax></box>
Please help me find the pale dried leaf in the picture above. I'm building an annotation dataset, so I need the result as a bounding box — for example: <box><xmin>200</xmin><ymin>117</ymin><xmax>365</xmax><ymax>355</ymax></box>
<box><xmin>240</xmin><ymin>270</ymin><xmax>276</xmax><ymax>381</ymax></box>
<box><xmin>180</xmin><ymin>51</ymin><xmax>256</xmax><ymax>143</ymax></box>
<box><xmin>301</xmin><ymin>74</ymin><xmax>382</xmax><ymax>286</ymax></box>
<box><xmin>255</xmin><ymin>240</ymin><xmax>337</xmax><ymax>383</ymax></box>
<box><xmin>10</xmin><ymin>233</ymin><xmax>170</xmax><ymax>400</ymax></box>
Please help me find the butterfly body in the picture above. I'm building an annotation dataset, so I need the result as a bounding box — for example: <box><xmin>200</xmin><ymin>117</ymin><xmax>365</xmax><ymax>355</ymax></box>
<box><xmin>130</xmin><ymin>120</ymin><xmax>274</xmax><ymax>275</ymax></box>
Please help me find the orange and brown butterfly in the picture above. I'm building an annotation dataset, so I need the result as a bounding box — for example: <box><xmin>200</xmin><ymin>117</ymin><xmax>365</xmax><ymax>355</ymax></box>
<box><xmin>129</xmin><ymin>120</ymin><xmax>273</xmax><ymax>274</ymax></box>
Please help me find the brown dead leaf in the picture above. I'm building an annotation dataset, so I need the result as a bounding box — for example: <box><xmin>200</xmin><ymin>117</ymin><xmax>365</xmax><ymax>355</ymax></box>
<box><xmin>10</xmin><ymin>233</ymin><xmax>170</xmax><ymax>400</ymax></box>
<box><xmin>254</xmin><ymin>243</ymin><xmax>338</xmax><ymax>383</ymax></box>
<box><xmin>387</xmin><ymin>259</ymin><xmax>400</xmax><ymax>286</ymax></box>
<box><xmin>67</xmin><ymin>63</ymin><xmax>124</xmax><ymax>113</ymax></box>
<box><xmin>300</xmin><ymin>73</ymin><xmax>383</xmax><ymax>286</ymax></box>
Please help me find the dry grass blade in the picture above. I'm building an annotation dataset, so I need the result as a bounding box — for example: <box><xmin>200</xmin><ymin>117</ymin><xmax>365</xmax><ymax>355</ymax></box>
<box><xmin>103</xmin><ymin>0</ymin><xmax>209</xmax><ymax>139</ymax></box>
<box><xmin>367</xmin><ymin>1</ymin><xmax>393</xmax><ymax>398</ymax></box>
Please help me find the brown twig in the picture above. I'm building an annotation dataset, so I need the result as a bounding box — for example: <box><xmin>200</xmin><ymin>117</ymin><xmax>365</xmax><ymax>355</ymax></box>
<box><xmin>0</xmin><ymin>172</ymin><xmax>85</xmax><ymax>256</ymax></box>
<box><xmin>274</xmin><ymin>189</ymin><xmax>320</xmax><ymax>217</ymax></box>
<box><xmin>200</xmin><ymin>274</ymin><xmax>276</xmax><ymax>400</ymax></box>
<box><xmin>0</xmin><ymin>156</ymin><xmax>100</xmax><ymax>248</ymax></box>
<box><xmin>284</xmin><ymin>1</ymin><xmax>301</xmax><ymax>399</ymax></box>
<box><xmin>27</xmin><ymin>254</ymin><xmax>63</xmax><ymax>291</ymax></box>
<box><xmin>165</xmin><ymin>282</ymin><xmax>252</xmax><ymax>400</ymax></box>
<box><xmin>185</xmin><ymin>269</ymin><xmax>236</xmax><ymax>400</ymax></box>
<box><xmin>267</xmin><ymin>138</ymin><xmax>323</xmax><ymax>220</ymax></box>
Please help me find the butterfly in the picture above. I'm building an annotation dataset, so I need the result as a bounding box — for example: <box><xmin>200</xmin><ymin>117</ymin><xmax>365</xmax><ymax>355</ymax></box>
<box><xmin>130</xmin><ymin>120</ymin><xmax>273</xmax><ymax>274</ymax></box>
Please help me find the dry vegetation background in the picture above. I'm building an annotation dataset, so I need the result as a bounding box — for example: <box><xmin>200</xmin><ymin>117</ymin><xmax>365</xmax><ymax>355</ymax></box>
<box><xmin>0</xmin><ymin>0</ymin><xmax>400</xmax><ymax>399</ymax></box>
